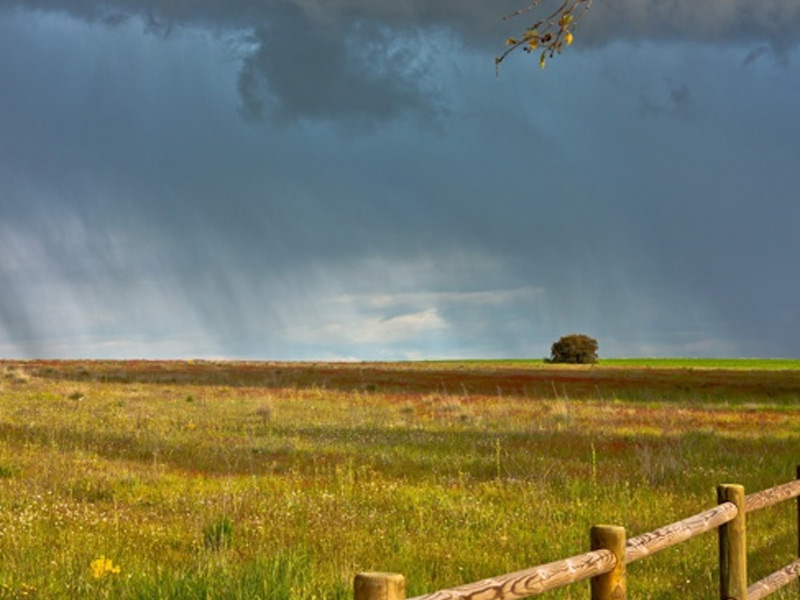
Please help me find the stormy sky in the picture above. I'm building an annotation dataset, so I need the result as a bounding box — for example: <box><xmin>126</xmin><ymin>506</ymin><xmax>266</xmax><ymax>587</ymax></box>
<box><xmin>1</xmin><ymin>0</ymin><xmax>799</xmax><ymax>360</ymax></box>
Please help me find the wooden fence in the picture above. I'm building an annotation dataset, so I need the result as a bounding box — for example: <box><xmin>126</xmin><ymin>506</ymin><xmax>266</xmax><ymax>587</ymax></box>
<box><xmin>354</xmin><ymin>467</ymin><xmax>800</xmax><ymax>600</ymax></box>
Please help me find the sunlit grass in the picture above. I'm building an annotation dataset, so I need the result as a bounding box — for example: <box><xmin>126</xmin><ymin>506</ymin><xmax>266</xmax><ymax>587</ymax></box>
<box><xmin>425</xmin><ymin>358</ymin><xmax>800</xmax><ymax>370</ymax></box>
<box><xmin>599</xmin><ymin>358</ymin><xmax>800</xmax><ymax>370</ymax></box>
<box><xmin>0</xmin><ymin>360</ymin><xmax>798</xmax><ymax>599</ymax></box>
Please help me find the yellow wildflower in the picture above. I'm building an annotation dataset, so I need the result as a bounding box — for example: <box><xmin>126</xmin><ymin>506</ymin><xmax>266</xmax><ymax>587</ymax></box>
<box><xmin>90</xmin><ymin>556</ymin><xmax>121</xmax><ymax>579</ymax></box>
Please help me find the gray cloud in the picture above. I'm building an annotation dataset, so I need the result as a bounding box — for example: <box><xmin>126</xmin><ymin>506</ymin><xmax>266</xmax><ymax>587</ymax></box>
<box><xmin>236</xmin><ymin>6</ymin><xmax>440</xmax><ymax>127</ymax></box>
<box><xmin>578</xmin><ymin>0</ymin><xmax>800</xmax><ymax>45</ymax></box>
<box><xmin>3</xmin><ymin>0</ymin><xmax>799</xmax><ymax>125</ymax></box>
<box><xmin>7</xmin><ymin>0</ymin><xmax>799</xmax><ymax>44</ymax></box>
<box><xmin>0</xmin><ymin>283</ymin><xmax>41</xmax><ymax>358</ymax></box>
<box><xmin>639</xmin><ymin>81</ymin><xmax>693</xmax><ymax>119</ymax></box>
<box><xmin>742</xmin><ymin>41</ymin><xmax>794</xmax><ymax>67</ymax></box>
<box><xmin>1</xmin><ymin>3</ymin><xmax>799</xmax><ymax>359</ymax></box>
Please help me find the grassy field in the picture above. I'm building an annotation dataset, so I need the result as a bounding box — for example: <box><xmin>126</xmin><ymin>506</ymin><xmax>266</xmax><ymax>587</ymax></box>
<box><xmin>1</xmin><ymin>359</ymin><xmax>799</xmax><ymax>599</ymax></box>
<box><xmin>427</xmin><ymin>358</ymin><xmax>800</xmax><ymax>370</ymax></box>
<box><xmin>597</xmin><ymin>358</ymin><xmax>800</xmax><ymax>370</ymax></box>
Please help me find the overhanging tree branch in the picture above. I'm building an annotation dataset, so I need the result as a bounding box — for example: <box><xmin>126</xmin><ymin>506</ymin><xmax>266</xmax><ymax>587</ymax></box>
<box><xmin>496</xmin><ymin>0</ymin><xmax>594</xmax><ymax>71</ymax></box>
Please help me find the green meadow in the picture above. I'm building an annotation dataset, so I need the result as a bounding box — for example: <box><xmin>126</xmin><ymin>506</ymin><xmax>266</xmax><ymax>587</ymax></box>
<box><xmin>429</xmin><ymin>357</ymin><xmax>800</xmax><ymax>370</ymax></box>
<box><xmin>1</xmin><ymin>359</ymin><xmax>799</xmax><ymax>599</ymax></box>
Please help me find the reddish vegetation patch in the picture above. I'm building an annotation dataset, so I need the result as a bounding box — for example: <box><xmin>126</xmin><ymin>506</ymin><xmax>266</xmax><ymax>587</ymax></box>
<box><xmin>8</xmin><ymin>359</ymin><xmax>800</xmax><ymax>404</ymax></box>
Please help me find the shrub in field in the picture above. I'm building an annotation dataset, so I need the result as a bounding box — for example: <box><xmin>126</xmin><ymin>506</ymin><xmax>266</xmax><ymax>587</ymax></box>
<box><xmin>550</xmin><ymin>334</ymin><xmax>598</xmax><ymax>364</ymax></box>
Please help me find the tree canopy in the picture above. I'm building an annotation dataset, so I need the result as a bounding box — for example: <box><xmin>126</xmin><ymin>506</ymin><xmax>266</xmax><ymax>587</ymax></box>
<box><xmin>550</xmin><ymin>334</ymin><xmax>599</xmax><ymax>364</ymax></box>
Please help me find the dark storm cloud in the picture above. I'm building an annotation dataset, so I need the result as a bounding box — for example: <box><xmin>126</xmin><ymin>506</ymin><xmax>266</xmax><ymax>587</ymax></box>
<box><xmin>576</xmin><ymin>0</ymin><xmax>800</xmax><ymax>45</ymax></box>
<box><xmin>1</xmin><ymin>1</ymin><xmax>799</xmax><ymax>359</ymax></box>
<box><xmin>7</xmin><ymin>0</ymin><xmax>800</xmax><ymax>46</ymax></box>
<box><xmin>3</xmin><ymin>0</ymin><xmax>799</xmax><ymax>124</ymax></box>
<box><xmin>235</xmin><ymin>5</ymin><xmax>438</xmax><ymax>126</ymax></box>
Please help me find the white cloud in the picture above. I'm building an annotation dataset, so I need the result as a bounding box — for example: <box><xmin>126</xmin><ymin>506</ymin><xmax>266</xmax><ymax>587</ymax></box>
<box><xmin>336</xmin><ymin>286</ymin><xmax>545</xmax><ymax>310</ymax></box>
<box><xmin>293</xmin><ymin>308</ymin><xmax>447</xmax><ymax>345</ymax></box>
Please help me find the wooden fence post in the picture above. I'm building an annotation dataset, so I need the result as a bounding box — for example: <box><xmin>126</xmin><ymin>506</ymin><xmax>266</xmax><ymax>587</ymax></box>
<box><xmin>796</xmin><ymin>466</ymin><xmax>800</xmax><ymax>560</ymax></box>
<box><xmin>590</xmin><ymin>525</ymin><xmax>626</xmax><ymax>600</ymax></box>
<box><xmin>718</xmin><ymin>484</ymin><xmax>747</xmax><ymax>600</ymax></box>
<box><xmin>354</xmin><ymin>572</ymin><xmax>406</xmax><ymax>600</ymax></box>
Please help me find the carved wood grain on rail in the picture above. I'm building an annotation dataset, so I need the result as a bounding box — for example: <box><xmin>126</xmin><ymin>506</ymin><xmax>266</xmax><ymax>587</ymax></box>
<box><xmin>624</xmin><ymin>501</ymin><xmax>738</xmax><ymax>563</ymax></box>
<box><xmin>747</xmin><ymin>558</ymin><xmax>800</xmax><ymax>600</ymax></box>
<box><xmin>744</xmin><ymin>479</ymin><xmax>800</xmax><ymax>513</ymax></box>
<box><xmin>404</xmin><ymin>478</ymin><xmax>800</xmax><ymax>600</ymax></box>
<box><xmin>407</xmin><ymin>549</ymin><xmax>616</xmax><ymax>600</ymax></box>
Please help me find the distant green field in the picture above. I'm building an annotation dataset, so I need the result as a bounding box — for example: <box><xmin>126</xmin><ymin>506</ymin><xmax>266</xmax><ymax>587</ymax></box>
<box><xmin>429</xmin><ymin>358</ymin><xmax>800</xmax><ymax>370</ymax></box>
<box><xmin>600</xmin><ymin>358</ymin><xmax>800</xmax><ymax>370</ymax></box>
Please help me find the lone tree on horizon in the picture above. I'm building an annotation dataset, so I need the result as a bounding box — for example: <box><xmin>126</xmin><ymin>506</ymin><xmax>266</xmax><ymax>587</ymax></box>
<box><xmin>496</xmin><ymin>0</ymin><xmax>594</xmax><ymax>70</ymax></box>
<box><xmin>550</xmin><ymin>333</ymin><xmax>599</xmax><ymax>364</ymax></box>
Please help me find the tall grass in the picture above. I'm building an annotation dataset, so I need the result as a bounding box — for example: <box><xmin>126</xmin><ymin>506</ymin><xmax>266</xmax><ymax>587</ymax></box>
<box><xmin>0</xmin><ymin>360</ymin><xmax>798</xmax><ymax>599</ymax></box>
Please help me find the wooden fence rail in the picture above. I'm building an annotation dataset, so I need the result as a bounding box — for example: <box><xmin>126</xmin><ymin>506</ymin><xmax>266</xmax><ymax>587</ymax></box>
<box><xmin>355</xmin><ymin>468</ymin><xmax>800</xmax><ymax>600</ymax></box>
